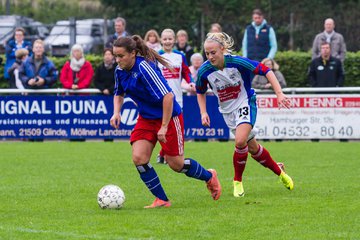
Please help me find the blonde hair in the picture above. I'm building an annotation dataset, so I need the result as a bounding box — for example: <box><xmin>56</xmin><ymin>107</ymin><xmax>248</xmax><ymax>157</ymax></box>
<box><xmin>144</xmin><ymin>29</ymin><xmax>160</xmax><ymax>43</ymax></box>
<box><xmin>205</xmin><ymin>32</ymin><xmax>234</xmax><ymax>53</ymax></box>
<box><xmin>15</xmin><ymin>48</ymin><xmax>29</xmax><ymax>59</ymax></box>
<box><xmin>33</xmin><ymin>39</ymin><xmax>44</xmax><ymax>47</ymax></box>
<box><xmin>161</xmin><ymin>28</ymin><xmax>175</xmax><ymax>38</ymax></box>
<box><xmin>210</xmin><ymin>23</ymin><xmax>222</xmax><ymax>33</ymax></box>
<box><xmin>176</xmin><ymin>29</ymin><xmax>188</xmax><ymax>39</ymax></box>
<box><xmin>261</xmin><ymin>58</ymin><xmax>279</xmax><ymax>70</ymax></box>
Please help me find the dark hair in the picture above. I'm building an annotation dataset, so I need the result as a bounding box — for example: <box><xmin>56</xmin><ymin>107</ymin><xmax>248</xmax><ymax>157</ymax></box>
<box><xmin>252</xmin><ymin>9</ymin><xmax>263</xmax><ymax>16</ymax></box>
<box><xmin>113</xmin><ymin>35</ymin><xmax>171</xmax><ymax>69</ymax></box>
<box><xmin>103</xmin><ymin>48</ymin><xmax>113</xmax><ymax>55</ymax></box>
<box><xmin>321</xmin><ymin>41</ymin><xmax>331</xmax><ymax>48</ymax></box>
<box><xmin>14</xmin><ymin>27</ymin><xmax>26</xmax><ymax>35</ymax></box>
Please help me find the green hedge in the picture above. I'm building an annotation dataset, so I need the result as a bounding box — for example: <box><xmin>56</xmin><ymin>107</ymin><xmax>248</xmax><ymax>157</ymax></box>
<box><xmin>275</xmin><ymin>51</ymin><xmax>360</xmax><ymax>87</ymax></box>
<box><xmin>1</xmin><ymin>51</ymin><xmax>360</xmax><ymax>89</ymax></box>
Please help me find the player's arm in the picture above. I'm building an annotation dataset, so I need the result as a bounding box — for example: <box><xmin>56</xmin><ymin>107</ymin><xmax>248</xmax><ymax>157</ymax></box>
<box><xmin>197</xmin><ymin>93</ymin><xmax>210</xmax><ymax>127</ymax></box>
<box><xmin>158</xmin><ymin>92</ymin><xmax>174</xmax><ymax>143</ymax></box>
<box><xmin>195</xmin><ymin>70</ymin><xmax>210</xmax><ymax>126</ymax></box>
<box><xmin>266</xmin><ymin>71</ymin><xmax>291</xmax><ymax>109</ymax></box>
<box><xmin>110</xmin><ymin>94</ymin><xmax>124</xmax><ymax>129</ymax></box>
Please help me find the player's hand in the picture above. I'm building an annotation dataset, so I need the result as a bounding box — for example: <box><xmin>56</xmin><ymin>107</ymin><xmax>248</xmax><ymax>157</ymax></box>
<box><xmin>157</xmin><ymin>125</ymin><xmax>168</xmax><ymax>143</ymax></box>
<box><xmin>277</xmin><ymin>93</ymin><xmax>291</xmax><ymax>109</ymax></box>
<box><xmin>188</xmin><ymin>83</ymin><xmax>196</xmax><ymax>94</ymax></box>
<box><xmin>110</xmin><ymin>113</ymin><xmax>121</xmax><ymax>129</ymax></box>
<box><xmin>201</xmin><ymin>112</ymin><xmax>210</xmax><ymax>127</ymax></box>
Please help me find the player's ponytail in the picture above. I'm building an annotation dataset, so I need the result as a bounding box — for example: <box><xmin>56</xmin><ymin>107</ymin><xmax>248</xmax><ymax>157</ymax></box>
<box><xmin>205</xmin><ymin>32</ymin><xmax>234</xmax><ymax>53</ymax></box>
<box><xmin>114</xmin><ymin>35</ymin><xmax>172</xmax><ymax>70</ymax></box>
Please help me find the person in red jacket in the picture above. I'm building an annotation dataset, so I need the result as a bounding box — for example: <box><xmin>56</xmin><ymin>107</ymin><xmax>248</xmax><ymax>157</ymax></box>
<box><xmin>60</xmin><ymin>44</ymin><xmax>94</xmax><ymax>90</ymax></box>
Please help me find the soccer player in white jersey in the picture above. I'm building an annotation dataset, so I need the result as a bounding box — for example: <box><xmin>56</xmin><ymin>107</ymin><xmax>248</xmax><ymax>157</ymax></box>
<box><xmin>156</xmin><ymin>28</ymin><xmax>196</xmax><ymax>164</ymax></box>
<box><xmin>196</xmin><ymin>32</ymin><xmax>294</xmax><ymax>197</ymax></box>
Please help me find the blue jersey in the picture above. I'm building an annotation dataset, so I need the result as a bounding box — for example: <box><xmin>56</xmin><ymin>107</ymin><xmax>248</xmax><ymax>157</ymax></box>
<box><xmin>114</xmin><ymin>56</ymin><xmax>182</xmax><ymax>119</ymax></box>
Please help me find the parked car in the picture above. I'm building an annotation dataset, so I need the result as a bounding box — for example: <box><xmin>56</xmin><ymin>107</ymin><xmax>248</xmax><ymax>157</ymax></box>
<box><xmin>44</xmin><ymin>19</ymin><xmax>112</xmax><ymax>57</ymax></box>
<box><xmin>0</xmin><ymin>15</ymin><xmax>49</xmax><ymax>54</ymax></box>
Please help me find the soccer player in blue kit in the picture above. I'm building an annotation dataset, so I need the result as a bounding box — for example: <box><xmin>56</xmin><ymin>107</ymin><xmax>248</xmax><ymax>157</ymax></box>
<box><xmin>197</xmin><ymin>32</ymin><xmax>294</xmax><ymax>197</ymax></box>
<box><xmin>110</xmin><ymin>35</ymin><xmax>221</xmax><ymax>208</ymax></box>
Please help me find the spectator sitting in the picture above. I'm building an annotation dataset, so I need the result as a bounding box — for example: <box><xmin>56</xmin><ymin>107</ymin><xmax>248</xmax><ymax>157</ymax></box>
<box><xmin>60</xmin><ymin>44</ymin><xmax>94</xmax><ymax>90</ymax></box>
<box><xmin>175</xmin><ymin>29</ymin><xmax>194</xmax><ymax>65</ymax></box>
<box><xmin>242</xmin><ymin>9</ymin><xmax>277</xmax><ymax>61</ymax></box>
<box><xmin>19</xmin><ymin>39</ymin><xmax>57</xmax><ymax>89</ymax></box>
<box><xmin>312</xmin><ymin>18</ymin><xmax>346</xmax><ymax>63</ymax></box>
<box><xmin>144</xmin><ymin>29</ymin><xmax>162</xmax><ymax>52</ymax></box>
<box><xmin>308</xmin><ymin>42</ymin><xmax>344</xmax><ymax>87</ymax></box>
<box><xmin>7</xmin><ymin>48</ymin><xmax>29</xmax><ymax>90</ymax></box>
<box><xmin>252</xmin><ymin>58</ymin><xmax>286</xmax><ymax>89</ymax></box>
<box><xmin>105</xmin><ymin>17</ymin><xmax>129</xmax><ymax>48</ymax></box>
<box><xmin>94</xmin><ymin>48</ymin><xmax>117</xmax><ymax>95</ymax></box>
<box><xmin>4</xmin><ymin>27</ymin><xmax>32</xmax><ymax>87</ymax></box>
<box><xmin>189</xmin><ymin>53</ymin><xmax>204</xmax><ymax>81</ymax></box>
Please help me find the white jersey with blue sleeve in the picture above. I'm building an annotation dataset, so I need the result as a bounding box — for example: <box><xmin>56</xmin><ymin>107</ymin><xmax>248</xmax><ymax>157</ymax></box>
<box><xmin>196</xmin><ymin>55</ymin><xmax>270</xmax><ymax>114</ymax></box>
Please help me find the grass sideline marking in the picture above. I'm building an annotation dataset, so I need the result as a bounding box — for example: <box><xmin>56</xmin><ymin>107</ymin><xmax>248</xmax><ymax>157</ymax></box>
<box><xmin>0</xmin><ymin>225</ymin><xmax>153</xmax><ymax>240</ymax></box>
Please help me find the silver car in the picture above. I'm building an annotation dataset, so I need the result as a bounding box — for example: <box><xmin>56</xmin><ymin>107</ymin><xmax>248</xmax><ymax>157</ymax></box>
<box><xmin>45</xmin><ymin>18</ymin><xmax>111</xmax><ymax>57</ymax></box>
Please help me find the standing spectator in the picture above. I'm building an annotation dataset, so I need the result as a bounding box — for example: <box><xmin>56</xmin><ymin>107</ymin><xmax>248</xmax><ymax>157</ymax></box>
<box><xmin>210</xmin><ymin>23</ymin><xmax>222</xmax><ymax>33</ymax></box>
<box><xmin>94</xmin><ymin>48</ymin><xmax>117</xmax><ymax>95</ymax></box>
<box><xmin>252</xmin><ymin>58</ymin><xmax>286</xmax><ymax>89</ymax></box>
<box><xmin>7</xmin><ymin>48</ymin><xmax>29</xmax><ymax>89</ymax></box>
<box><xmin>19</xmin><ymin>39</ymin><xmax>57</xmax><ymax>89</ymax></box>
<box><xmin>105</xmin><ymin>17</ymin><xmax>129</xmax><ymax>48</ymax></box>
<box><xmin>309</xmin><ymin>42</ymin><xmax>344</xmax><ymax>87</ymax></box>
<box><xmin>175</xmin><ymin>29</ymin><xmax>194</xmax><ymax>65</ymax></box>
<box><xmin>4</xmin><ymin>27</ymin><xmax>32</xmax><ymax>84</ymax></box>
<box><xmin>144</xmin><ymin>29</ymin><xmax>162</xmax><ymax>52</ymax></box>
<box><xmin>312</xmin><ymin>18</ymin><xmax>346</xmax><ymax>63</ymax></box>
<box><xmin>189</xmin><ymin>53</ymin><xmax>204</xmax><ymax>81</ymax></box>
<box><xmin>60</xmin><ymin>44</ymin><xmax>94</xmax><ymax>90</ymax></box>
<box><xmin>242</xmin><ymin>9</ymin><xmax>277</xmax><ymax>61</ymax></box>
<box><xmin>202</xmin><ymin>23</ymin><xmax>222</xmax><ymax>60</ymax></box>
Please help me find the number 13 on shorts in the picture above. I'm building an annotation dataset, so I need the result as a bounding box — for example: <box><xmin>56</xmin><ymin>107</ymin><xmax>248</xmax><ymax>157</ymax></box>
<box><xmin>238</xmin><ymin>106</ymin><xmax>249</xmax><ymax>119</ymax></box>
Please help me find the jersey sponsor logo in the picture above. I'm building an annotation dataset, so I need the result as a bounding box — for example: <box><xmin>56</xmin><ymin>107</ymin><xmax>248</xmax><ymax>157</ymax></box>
<box><xmin>121</xmin><ymin>98</ymin><xmax>139</xmax><ymax>126</ymax></box>
<box><xmin>217</xmin><ymin>84</ymin><xmax>241</xmax><ymax>102</ymax></box>
<box><xmin>162</xmin><ymin>67</ymin><xmax>181</xmax><ymax>80</ymax></box>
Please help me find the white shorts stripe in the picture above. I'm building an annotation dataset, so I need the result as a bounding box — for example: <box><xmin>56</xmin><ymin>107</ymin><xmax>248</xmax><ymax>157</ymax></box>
<box><xmin>173</xmin><ymin>116</ymin><xmax>184</xmax><ymax>155</ymax></box>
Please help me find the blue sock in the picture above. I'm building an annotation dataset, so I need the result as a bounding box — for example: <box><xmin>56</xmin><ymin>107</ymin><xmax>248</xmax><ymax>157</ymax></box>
<box><xmin>181</xmin><ymin>158</ymin><xmax>212</xmax><ymax>182</ymax></box>
<box><xmin>136</xmin><ymin>163</ymin><xmax>168</xmax><ymax>201</ymax></box>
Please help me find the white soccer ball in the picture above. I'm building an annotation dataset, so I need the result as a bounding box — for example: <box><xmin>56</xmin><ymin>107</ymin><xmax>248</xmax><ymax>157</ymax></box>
<box><xmin>97</xmin><ymin>184</ymin><xmax>125</xmax><ymax>209</ymax></box>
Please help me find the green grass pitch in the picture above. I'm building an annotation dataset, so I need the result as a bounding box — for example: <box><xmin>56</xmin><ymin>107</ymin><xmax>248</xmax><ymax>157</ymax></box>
<box><xmin>0</xmin><ymin>141</ymin><xmax>359</xmax><ymax>239</ymax></box>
